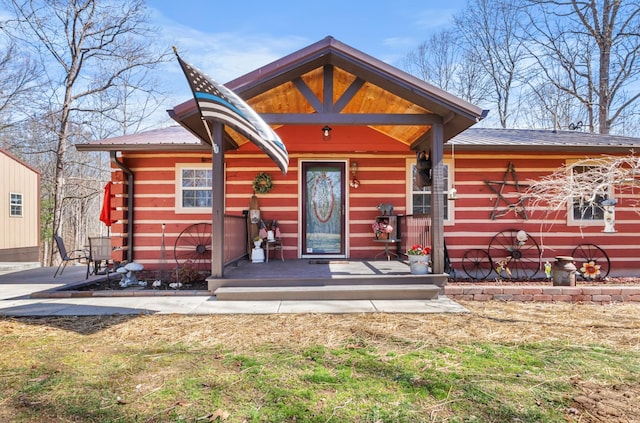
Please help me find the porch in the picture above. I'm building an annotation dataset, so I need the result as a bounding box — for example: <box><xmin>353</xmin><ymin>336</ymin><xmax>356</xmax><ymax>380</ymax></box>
<box><xmin>210</xmin><ymin>214</ymin><xmax>442</xmax><ymax>300</ymax></box>
<box><xmin>211</xmin><ymin>258</ymin><xmax>445</xmax><ymax>301</ymax></box>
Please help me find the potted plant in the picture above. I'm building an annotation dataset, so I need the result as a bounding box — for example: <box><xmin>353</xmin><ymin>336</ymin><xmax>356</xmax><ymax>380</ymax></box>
<box><xmin>407</xmin><ymin>244</ymin><xmax>431</xmax><ymax>274</ymax></box>
<box><xmin>372</xmin><ymin>220</ymin><xmax>393</xmax><ymax>239</ymax></box>
<box><xmin>253</xmin><ymin>235</ymin><xmax>263</xmax><ymax>248</ymax></box>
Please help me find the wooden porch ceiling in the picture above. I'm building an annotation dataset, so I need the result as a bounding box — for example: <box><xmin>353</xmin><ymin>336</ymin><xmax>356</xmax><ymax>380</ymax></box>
<box><xmin>171</xmin><ymin>64</ymin><xmax>436</xmax><ymax>150</ymax></box>
<box><xmin>170</xmin><ymin>37</ymin><xmax>488</xmax><ymax>151</ymax></box>
<box><xmin>245</xmin><ymin>66</ymin><xmax>433</xmax><ymax>147</ymax></box>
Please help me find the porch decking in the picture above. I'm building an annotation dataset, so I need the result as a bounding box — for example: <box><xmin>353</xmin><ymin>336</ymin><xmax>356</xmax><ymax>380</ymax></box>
<box><xmin>210</xmin><ymin>259</ymin><xmax>445</xmax><ymax>301</ymax></box>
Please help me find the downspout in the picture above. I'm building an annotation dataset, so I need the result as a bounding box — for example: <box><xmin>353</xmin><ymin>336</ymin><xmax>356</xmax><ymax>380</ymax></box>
<box><xmin>110</xmin><ymin>151</ymin><xmax>134</xmax><ymax>263</ymax></box>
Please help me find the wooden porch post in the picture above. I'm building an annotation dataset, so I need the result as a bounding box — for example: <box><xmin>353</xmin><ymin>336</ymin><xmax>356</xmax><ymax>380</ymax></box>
<box><xmin>211</xmin><ymin>121</ymin><xmax>225</xmax><ymax>278</ymax></box>
<box><xmin>430</xmin><ymin>122</ymin><xmax>445</xmax><ymax>274</ymax></box>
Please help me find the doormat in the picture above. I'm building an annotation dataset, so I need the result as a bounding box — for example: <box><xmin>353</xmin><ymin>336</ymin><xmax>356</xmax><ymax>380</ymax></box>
<box><xmin>308</xmin><ymin>260</ymin><xmax>350</xmax><ymax>264</ymax></box>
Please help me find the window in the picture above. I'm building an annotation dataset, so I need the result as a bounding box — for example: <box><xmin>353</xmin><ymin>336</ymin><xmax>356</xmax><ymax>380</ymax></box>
<box><xmin>10</xmin><ymin>193</ymin><xmax>23</xmax><ymax>217</ymax></box>
<box><xmin>570</xmin><ymin>165</ymin><xmax>605</xmax><ymax>223</ymax></box>
<box><xmin>407</xmin><ymin>159</ymin><xmax>453</xmax><ymax>222</ymax></box>
<box><xmin>176</xmin><ymin>164</ymin><xmax>212</xmax><ymax>213</ymax></box>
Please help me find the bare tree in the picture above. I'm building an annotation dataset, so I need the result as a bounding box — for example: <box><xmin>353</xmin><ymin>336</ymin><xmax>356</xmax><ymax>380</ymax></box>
<box><xmin>404</xmin><ymin>30</ymin><xmax>459</xmax><ymax>94</ymax></box>
<box><xmin>454</xmin><ymin>0</ymin><xmax>529</xmax><ymax>128</ymax></box>
<box><xmin>2</xmin><ymin>0</ymin><xmax>170</xmax><ymax>264</ymax></box>
<box><xmin>520</xmin><ymin>75</ymin><xmax>587</xmax><ymax>130</ymax></box>
<box><xmin>526</xmin><ymin>154</ymin><xmax>640</xmax><ymax>218</ymax></box>
<box><xmin>525</xmin><ymin>0</ymin><xmax>640</xmax><ymax>134</ymax></box>
<box><xmin>403</xmin><ymin>29</ymin><xmax>491</xmax><ymax>105</ymax></box>
<box><xmin>0</xmin><ymin>42</ymin><xmax>40</xmax><ymax>140</ymax></box>
<box><xmin>405</xmin><ymin>0</ymin><xmax>527</xmax><ymax>127</ymax></box>
<box><xmin>453</xmin><ymin>50</ymin><xmax>493</xmax><ymax>106</ymax></box>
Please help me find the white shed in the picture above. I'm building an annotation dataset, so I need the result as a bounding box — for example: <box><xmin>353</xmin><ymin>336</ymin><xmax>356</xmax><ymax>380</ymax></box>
<box><xmin>0</xmin><ymin>148</ymin><xmax>40</xmax><ymax>267</ymax></box>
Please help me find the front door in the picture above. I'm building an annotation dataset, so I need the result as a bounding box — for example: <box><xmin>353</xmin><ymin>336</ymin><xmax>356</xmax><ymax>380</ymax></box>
<box><xmin>301</xmin><ymin>161</ymin><xmax>345</xmax><ymax>257</ymax></box>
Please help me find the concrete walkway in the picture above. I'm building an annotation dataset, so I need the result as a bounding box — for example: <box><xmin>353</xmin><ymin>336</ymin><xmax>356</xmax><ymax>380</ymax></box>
<box><xmin>0</xmin><ymin>266</ymin><xmax>468</xmax><ymax>316</ymax></box>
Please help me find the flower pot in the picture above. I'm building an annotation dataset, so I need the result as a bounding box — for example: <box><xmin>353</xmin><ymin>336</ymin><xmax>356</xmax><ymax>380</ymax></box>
<box><xmin>376</xmin><ymin>232</ymin><xmax>389</xmax><ymax>240</ymax></box>
<box><xmin>408</xmin><ymin>254</ymin><xmax>430</xmax><ymax>275</ymax></box>
<box><xmin>254</xmin><ymin>240</ymin><xmax>263</xmax><ymax>248</ymax></box>
<box><xmin>251</xmin><ymin>247</ymin><xmax>264</xmax><ymax>263</ymax></box>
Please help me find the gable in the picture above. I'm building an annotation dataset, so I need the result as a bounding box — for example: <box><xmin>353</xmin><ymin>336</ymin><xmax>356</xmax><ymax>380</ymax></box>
<box><xmin>0</xmin><ymin>148</ymin><xmax>41</xmax><ymax>175</ymax></box>
<box><xmin>244</xmin><ymin>66</ymin><xmax>432</xmax><ymax>147</ymax></box>
<box><xmin>170</xmin><ymin>36</ymin><xmax>488</xmax><ymax>151</ymax></box>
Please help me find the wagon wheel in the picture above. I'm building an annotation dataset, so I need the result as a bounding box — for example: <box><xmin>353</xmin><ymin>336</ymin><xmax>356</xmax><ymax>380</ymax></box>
<box><xmin>174</xmin><ymin>223</ymin><xmax>212</xmax><ymax>273</ymax></box>
<box><xmin>571</xmin><ymin>243</ymin><xmax>610</xmax><ymax>280</ymax></box>
<box><xmin>462</xmin><ymin>249</ymin><xmax>493</xmax><ymax>280</ymax></box>
<box><xmin>488</xmin><ymin>229</ymin><xmax>541</xmax><ymax>280</ymax></box>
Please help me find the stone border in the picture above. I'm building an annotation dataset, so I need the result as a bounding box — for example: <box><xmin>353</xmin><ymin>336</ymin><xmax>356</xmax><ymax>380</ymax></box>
<box><xmin>31</xmin><ymin>283</ymin><xmax>640</xmax><ymax>303</ymax></box>
<box><xmin>444</xmin><ymin>285</ymin><xmax>640</xmax><ymax>303</ymax></box>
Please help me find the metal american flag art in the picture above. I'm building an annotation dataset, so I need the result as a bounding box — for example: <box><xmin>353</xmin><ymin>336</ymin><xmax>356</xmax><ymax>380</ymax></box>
<box><xmin>175</xmin><ymin>50</ymin><xmax>289</xmax><ymax>174</ymax></box>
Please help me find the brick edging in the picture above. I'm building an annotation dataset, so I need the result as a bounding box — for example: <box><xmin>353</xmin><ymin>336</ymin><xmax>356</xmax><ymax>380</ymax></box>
<box><xmin>444</xmin><ymin>285</ymin><xmax>640</xmax><ymax>303</ymax></box>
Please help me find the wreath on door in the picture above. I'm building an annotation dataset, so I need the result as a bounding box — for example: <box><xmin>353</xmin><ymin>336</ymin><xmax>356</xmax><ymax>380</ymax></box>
<box><xmin>252</xmin><ymin>172</ymin><xmax>273</xmax><ymax>194</ymax></box>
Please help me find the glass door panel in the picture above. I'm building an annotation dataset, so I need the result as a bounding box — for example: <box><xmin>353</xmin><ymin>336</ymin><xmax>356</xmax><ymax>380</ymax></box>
<box><xmin>302</xmin><ymin>162</ymin><xmax>345</xmax><ymax>255</ymax></box>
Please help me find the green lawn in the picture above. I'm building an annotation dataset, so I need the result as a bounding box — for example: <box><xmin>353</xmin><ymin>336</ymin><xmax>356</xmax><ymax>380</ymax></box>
<box><xmin>1</xmin><ymin>301</ymin><xmax>638</xmax><ymax>422</ymax></box>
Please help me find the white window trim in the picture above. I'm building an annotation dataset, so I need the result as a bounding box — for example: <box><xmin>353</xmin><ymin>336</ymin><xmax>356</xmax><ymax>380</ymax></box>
<box><xmin>566</xmin><ymin>159</ymin><xmax>610</xmax><ymax>227</ymax></box>
<box><xmin>10</xmin><ymin>192</ymin><xmax>23</xmax><ymax>217</ymax></box>
<box><xmin>175</xmin><ymin>163</ymin><xmax>216</xmax><ymax>214</ymax></box>
<box><xmin>405</xmin><ymin>158</ymin><xmax>454</xmax><ymax>225</ymax></box>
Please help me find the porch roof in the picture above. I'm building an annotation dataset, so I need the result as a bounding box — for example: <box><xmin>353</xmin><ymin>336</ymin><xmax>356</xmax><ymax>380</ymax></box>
<box><xmin>75</xmin><ymin>126</ymin><xmax>208</xmax><ymax>152</ymax></box>
<box><xmin>168</xmin><ymin>36</ymin><xmax>488</xmax><ymax>151</ymax></box>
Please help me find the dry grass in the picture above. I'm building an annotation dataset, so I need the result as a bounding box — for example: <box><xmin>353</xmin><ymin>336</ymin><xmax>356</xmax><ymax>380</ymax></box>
<box><xmin>1</xmin><ymin>301</ymin><xmax>639</xmax><ymax>422</ymax></box>
<box><xmin>17</xmin><ymin>301</ymin><xmax>633</xmax><ymax>350</ymax></box>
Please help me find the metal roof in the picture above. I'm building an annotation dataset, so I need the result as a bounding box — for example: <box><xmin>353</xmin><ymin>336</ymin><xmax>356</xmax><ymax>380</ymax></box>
<box><xmin>76</xmin><ymin>126</ymin><xmax>207</xmax><ymax>152</ymax></box>
<box><xmin>77</xmin><ymin>126</ymin><xmax>640</xmax><ymax>153</ymax></box>
<box><xmin>449</xmin><ymin>128</ymin><xmax>640</xmax><ymax>152</ymax></box>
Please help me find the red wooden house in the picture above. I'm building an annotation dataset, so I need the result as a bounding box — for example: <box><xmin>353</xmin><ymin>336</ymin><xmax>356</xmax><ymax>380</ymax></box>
<box><xmin>444</xmin><ymin>128</ymin><xmax>640</xmax><ymax>280</ymax></box>
<box><xmin>77</xmin><ymin>37</ymin><xmax>640</xmax><ymax>290</ymax></box>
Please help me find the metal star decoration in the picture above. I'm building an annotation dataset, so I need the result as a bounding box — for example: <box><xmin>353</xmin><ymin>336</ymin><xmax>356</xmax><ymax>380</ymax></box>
<box><xmin>485</xmin><ymin>162</ymin><xmax>529</xmax><ymax>220</ymax></box>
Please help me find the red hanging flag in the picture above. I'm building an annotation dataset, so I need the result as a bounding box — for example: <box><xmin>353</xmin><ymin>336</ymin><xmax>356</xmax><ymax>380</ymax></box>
<box><xmin>99</xmin><ymin>182</ymin><xmax>114</xmax><ymax>226</ymax></box>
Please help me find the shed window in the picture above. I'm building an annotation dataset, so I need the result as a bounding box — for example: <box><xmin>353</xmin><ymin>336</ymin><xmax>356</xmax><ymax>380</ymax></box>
<box><xmin>10</xmin><ymin>193</ymin><xmax>23</xmax><ymax>217</ymax></box>
<box><xmin>175</xmin><ymin>164</ymin><xmax>212</xmax><ymax>213</ymax></box>
<box><xmin>407</xmin><ymin>159</ymin><xmax>453</xmax><ymax>222</ymax></box>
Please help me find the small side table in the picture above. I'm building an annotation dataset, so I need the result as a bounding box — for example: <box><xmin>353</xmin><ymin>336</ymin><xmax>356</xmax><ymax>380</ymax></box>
<box><xmin>373</xmin><ymin>238</ymin><xmax>401</xmax><ymax>260</ymax></box>
<box><xmin>265</xmin><ymin>239</ymin><xmax>284</xmax><ymax>262</ymax></box>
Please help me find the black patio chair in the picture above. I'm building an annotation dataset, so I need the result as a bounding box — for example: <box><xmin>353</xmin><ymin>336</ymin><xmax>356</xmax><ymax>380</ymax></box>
<box><xmin>53</xmin><ymin>235</ymin><xmax>89</xmax><ymax>278</ymax></box>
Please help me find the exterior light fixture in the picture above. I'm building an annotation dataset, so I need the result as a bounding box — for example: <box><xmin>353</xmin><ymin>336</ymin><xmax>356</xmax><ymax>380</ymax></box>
<box><xmin>321</xmin><ymin>125</ymin><xmax>332</xmax><ymax>140</ymax></box>
<box><xmin>448</xmin><ymin>141</ymin><xmax>457</xmax><ymax>200</ymax></box>
<box><xmin>350</xmin><ymin>161</ymin><xmax>358</xmax><ymax>174</ymax></box>
<box><xmin>349</xmin><ymin>161</ymin><xmax>360</xmax><ymax>188</ymax></box>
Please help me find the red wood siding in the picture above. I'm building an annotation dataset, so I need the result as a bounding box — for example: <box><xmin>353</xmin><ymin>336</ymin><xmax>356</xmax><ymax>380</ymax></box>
<box><xmin>113</xmin><ymin>124</ymin><xmax>414</xmax><ymax>269</ymax></box>
<box><xmin>111</xmin><ymin>137</ymin><xmax>640</xmax><ymax>276</ymax></box>
<box><xmin>446</xmin><ymin>153</ymin><xmax>640</xmax><ymax>275</ymax></box>
<box><xmin>225</xmin><ymin>153</ymin><xmax>410</xmax><ymax>260</ymax></box>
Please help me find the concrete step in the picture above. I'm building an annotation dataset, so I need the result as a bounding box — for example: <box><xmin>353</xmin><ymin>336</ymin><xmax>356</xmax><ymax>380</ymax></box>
<box><xmin>214</xmin><ymin>284</ymin><xmax>440</xmax><ymax>301</ymax></box>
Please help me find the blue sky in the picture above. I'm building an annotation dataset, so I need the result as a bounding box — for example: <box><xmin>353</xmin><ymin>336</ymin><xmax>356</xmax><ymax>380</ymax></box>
<box><xmin>147</xmin><ymin>0</ymin><xmax>468</xmax><ymax>122</ymax></box>
<box><xmin>148</xmin><ymin>0</ymin><xmax>466</xmax><ymax>76</ymax></box>
<box><xmin>0</xmin><ymin>1</ymin><xmax>469</xmax><ymax>126</ymax></box>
